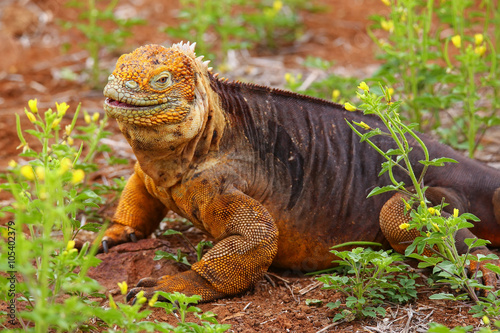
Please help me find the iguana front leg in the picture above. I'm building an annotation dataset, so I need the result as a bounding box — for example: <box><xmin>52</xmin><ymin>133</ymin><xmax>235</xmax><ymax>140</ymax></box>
<box><xmin>101</xmin><ymin>165</ymin><xmax>168</xmax><ymax>252</ymax></box>
<box><xmin>126</xmin><ymin>180</ymin><xmax>279</xmax><ymax>302</ymax></box>
<box><xmin>380</xmin><ymin>190</ymin><xmax>499</xmax><ymax>287</ymax></box>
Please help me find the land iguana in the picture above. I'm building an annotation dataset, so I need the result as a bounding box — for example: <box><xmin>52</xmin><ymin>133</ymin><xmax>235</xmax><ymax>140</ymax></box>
<box><xmin>101</xmin><ymin>42</ymin><xmax>500</xmax><ymax>303</ymax></box>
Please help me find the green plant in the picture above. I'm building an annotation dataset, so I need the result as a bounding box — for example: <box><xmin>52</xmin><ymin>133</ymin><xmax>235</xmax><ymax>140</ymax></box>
<box><xmin>318</xmin><ymin>247</ymin><xmax>418</xmax><ymax>321</ymax></box>
<box><xmin>164</xmin><ymin>0</ymin><xmax>249</xmax><ymax>61</ymax></box>
<box><xmin>345</xmin><ymin>82</ymin><xmax>500</xmax><ymax>315</ymax></box>
<box><xmin>243</xmin><ymin>0</ymin><xmax>303</xmax><ymax>49</ymax></box>
<box><xmin>152</xmin><ymin>291</ymin><xmax>231</xmax><ymax>332</ymax></box>
<box><xmin>60</xmin><ymin>0</ymin><xmax>145</xmax><ymax>87</ymax></box>
<box><xmin>154</xmin><ymin>229</ymin><xmax>214</xmax><ymax>265</ymax></box>
<box><xmin>165</xmin><ymin>0</ymin><xmax>305</xmax><ymax>63</ymax></box>
<box><xmin>0</xmin><ymin>100</ymin><xmax>108</xmax><ymax>332</ymax></box>
<box><xmin>428</xmin><ymin>319</ymin><xmax>500</xmax><ymax>333</ymax></box>
<box><xmin>369</xmin><ymin>0</ymin><xmax>500</xmax><ymax>157</ymax></box>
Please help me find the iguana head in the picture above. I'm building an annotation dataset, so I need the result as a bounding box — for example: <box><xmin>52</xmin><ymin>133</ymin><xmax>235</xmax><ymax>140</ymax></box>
<box><xmin>103</xmin><ymin>43</ymin><xmax>203</xmax><ymax>126</ymax></box>
<box><xmin>103</xmin><ymin>43</ymin><xmax>223</xmax><ymax>185</ymax></box>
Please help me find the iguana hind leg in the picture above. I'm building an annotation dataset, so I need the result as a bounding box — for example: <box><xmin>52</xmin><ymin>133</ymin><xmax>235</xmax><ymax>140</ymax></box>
<box><xmin>380</xmin><ymin>189</ymin><xmax>500</xmax><ymax>288</ymax></box>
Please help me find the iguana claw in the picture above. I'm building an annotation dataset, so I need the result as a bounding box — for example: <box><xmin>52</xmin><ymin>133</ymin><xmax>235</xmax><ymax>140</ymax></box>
<box><xmin>98</xmin><ymin>223</ymin><xmax>145</xmax><ymax>253</ymax></box>
<box><xmin>102</xmin><ymin>240</ymin><xmax>109</xmax><ymax>254</ymax></box>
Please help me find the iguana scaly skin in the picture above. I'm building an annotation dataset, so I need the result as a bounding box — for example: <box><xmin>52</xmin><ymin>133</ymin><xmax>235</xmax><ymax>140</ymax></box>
<box><xmin>102</xmin><ymin>42</ymin><xmax>500</xmax><ymax>302</ymax></box>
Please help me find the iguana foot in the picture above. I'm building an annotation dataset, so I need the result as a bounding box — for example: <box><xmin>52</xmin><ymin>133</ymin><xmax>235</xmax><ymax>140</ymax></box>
<box><xmin>125</xmin><ymin>270</ymin><xmax>226</xmax><ymax>303</ymax></box>
<box><xmin>99</xmin><ymin>223</ymin><xmax>145</xmax><ymax>253</ymax></box>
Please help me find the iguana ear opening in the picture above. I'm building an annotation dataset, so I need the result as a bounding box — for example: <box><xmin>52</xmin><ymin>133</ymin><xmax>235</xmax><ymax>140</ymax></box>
<box><xmin>494</xmin><ymin>187</ymin><xmax>500</xmax><ymax>225</ymax></box>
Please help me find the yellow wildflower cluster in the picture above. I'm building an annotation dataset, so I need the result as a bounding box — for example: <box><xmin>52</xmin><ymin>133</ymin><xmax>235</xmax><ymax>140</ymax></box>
<box><xmin>473</xmin><ymin>33</ymin><xmax>486</xmax><ymax>56</ymax></box>
<box><xmin>381</xmin><ymin>19</ymin><xmax>394</xmax><ymax>33</ymax></box>
<box><xmin>451</xmin><ymin>33</ymin><xmax>487</xmax><ymax>56</ymax></box>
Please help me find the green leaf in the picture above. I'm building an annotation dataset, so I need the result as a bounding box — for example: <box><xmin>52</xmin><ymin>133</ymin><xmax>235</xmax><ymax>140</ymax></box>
<box><xmin>463</xmin><ymin>238</ymin><xmax>490</xmax><ymax>248</ymax></box>
<box><xmin>484</xmin><ymin>263</ymin><xmax>500</xmax><ymax>275</ymax></box>
<box><xmin>429</xmin><ymin>293</ymin><xmax>456</xmax><ymax>300</ymax></box>
<box><xmin>80</xmin><ymin>223</ymin><xmax>101</xmax><ymax>232</ymax></box>
<box><xmin>419</xmin><ymin>157</ymin><xmax>458</xmax><ymax>166</ymax></box>
<box><xmin>459</xmin><ymin>213</ymin><xmax>480</xmax><ymax>222</ymax></box>
<box><xmin>162</xmin><ymin>229</ymin><xmax>183</xmax><ymax>236</ymax></box>
<box><xmin>367</xmin><ymin>182</ymin><xmax>404</xmax><ymax>198</ymax></box>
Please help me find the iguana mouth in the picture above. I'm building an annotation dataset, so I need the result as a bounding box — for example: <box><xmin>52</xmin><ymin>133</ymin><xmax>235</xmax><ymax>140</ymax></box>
<box><xmin>104</xmin><ymin>97</ymin><xmax>164</xmax><ymax>109</ymax></box>
<box><xmin>106</xmin><ymin>98</ymin><xmax>137</xmax><ymax>108</ymax></box>
<box><xmin>104</xmin><ymin>97</ymin><xmax>188</xmax><ymax>125</ymax></box>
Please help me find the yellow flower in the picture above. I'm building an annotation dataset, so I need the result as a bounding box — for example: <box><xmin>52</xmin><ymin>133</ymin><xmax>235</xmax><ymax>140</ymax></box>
<box><xmin>483</xmin><ymin>316</ymin><xmax>490</xmax><ymax>325</ymax></box>
<box><xmin>474</xmin><ymin>45</ymin><xmax>486</xmax><ymax>56</ymax></box>
<box><xmin>451</xmin><ymin>35</ymin><xmax>461</xmax><ymax>48</ymax></box>
<box><xmin>66</xmin><ymin>240</ymin><xmax>76</xmax><ymax>251</ymax></box>
<box><xmin>92</xmin><ymin>112</ymin><xmax>100</xmax><ymax>122</ymax></box>
<box><xmin>8</xmin><ymin>160</ymin><xmax>17</xmax><ymax>168</ymax></box>
<box><xmin>273</xmin><ymin>0</ymin><xmax>283</xmax><ymax>12</ymax></box>
<box><xmin>381</xmin><ymin>0</ymin><xmax>391</xmax><ymax>6</ymax></box>
<box><xmin>474</xmin><ymin>33</ymin><xmax>484</xmax><ymax>46</ymax></box>
<box><xmin>344</xmin><ymin>102</ymin><xmax>357</xmax><ymax>111</ymax></box>
<box><xmin>35</xmin><ymin>166</ymin><xmax>45</xmax><ymax>181</ymax></box>
<box><xmin>84</xmin><ymin>111</ymin><xmax>91</xmax><ymax>124</ymax></box>
<box><xmin>426</xmin><ymin>231</ymin><xmax>431</xmax><ymax>237</ymax></box>
<box><xmin>56</xmin><ymin>102</ymin><xmax>70</xmax><ymax>117</ymax></box>
<box><xmin>432</xmin><ymin>223</ymin><xmax>440</xmax><ymax>232</ymax></box>
<box><xmin>399</xmin><ymin>223</ymin><xmax>410</xmax><ymax>230</ymax></box>
<box><xmin>148</xmin><ymin>293</ymin><xmax>159</xmax><ymax>307</ymax></box>
<box><xmin>65</xmin><ymin>124</ymin><xmax>72</xmax><ymax>136</ymax></box>
<box><xmin>118</xmin><ymin>281</ymin><xmax>128</xmax><ymax>295</ymax></box>
<box><xmin>135</xmin><ymin>290</ymin><xmax>147</xmax><ymax>305</ymax></box>
<box><xmin>25</xmin><ymin>109</ymin><xmax>36</xmax><ymax>123</ymax></box>
<box><xmin>52</xmin><ymin>119</ymin><xmax>61</xmax><ymax>129</ymax></box>
<box><xmin>60</xmin><ymin>157</ymin><xmax>73</xmax><ymax>174</ymax></box>
<box><xmin>20</xmin><ymin>165</ymin><xmax>35</xmax><ymax>180</ymax></box>
<box><xmin>381</xmin><ymin>19</ymin><xmax>394</xmax><ymax>32</ymax></box>
<box><xmin>428</xmin><ymin>207</ymin><xmax>435</xmax><ymax>215</ymax></box>
<box><xmin>404</xmin><ymin>202</ymin><xmax>411</xmax><ymax>211</ymax></box>
<box><xmin>67</xmin><ymin>136</ymin><xmax>74</xmax><ymax>145</ymax></box>
<box><xmin>71</xmin><ymin>169</ymin><xmax>85</xmax><ymax>184</ymax></box>
<box><xmin>357</xmin><ymin>81</ymin><xmax>370</xmax><ymax>92</ymax></box>
<box><xmin>385</xmin><ymin>87</ymin><xmax>393</xmax><ymax>104</ymax></box>
<box><xmin>359</xmin><ymin>122</ymin><xmax>371</xmax><ymax>130</ymax></box>
<box><xmin>332</xmin><ymin>89</ymin><xmax>341</xmax><ymax>101</ymax></box>
<box><xmin>453</xmin><ymin>208</ymin><xmax>459</xmax><ymax>218</ymax></box>
<box><xmin>109</xmin><ymin>294</ymin><xmax>117</xmax><ymax>309</ymax></box>
<box><xmin>28</xmin><ymin>99</ymin><xmax>38</xmax><ymax>114</ymax></box>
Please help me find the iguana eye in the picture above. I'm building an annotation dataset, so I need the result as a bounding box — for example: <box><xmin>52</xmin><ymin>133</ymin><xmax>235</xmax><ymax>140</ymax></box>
<box><xmin>150</xmin><ymin>71</ymin><xmax>172</xmax><ymax>90</ymax></box>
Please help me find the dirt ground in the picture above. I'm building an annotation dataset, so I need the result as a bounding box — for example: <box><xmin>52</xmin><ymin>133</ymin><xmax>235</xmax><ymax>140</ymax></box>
<box><xmin>1</xmin><ymin>0</ymin><xmax>499</xmax><ymax>331</ymax></box>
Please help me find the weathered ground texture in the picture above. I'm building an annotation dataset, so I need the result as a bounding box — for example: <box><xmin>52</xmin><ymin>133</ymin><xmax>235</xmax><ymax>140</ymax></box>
<box><xmin>1</xmin><ymin>0</ymin><xmax>499</xmax><ymax>331</ymax></box>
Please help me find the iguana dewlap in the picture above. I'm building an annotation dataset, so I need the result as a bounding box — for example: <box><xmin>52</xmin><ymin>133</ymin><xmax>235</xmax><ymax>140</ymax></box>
<box><xmin>102</xmin><ymin>42</ymin><xmax>500</xmax><ymax>302</ymax></box>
